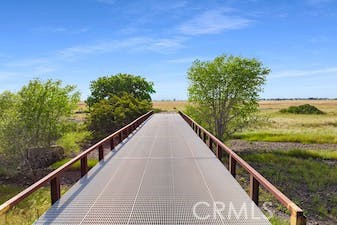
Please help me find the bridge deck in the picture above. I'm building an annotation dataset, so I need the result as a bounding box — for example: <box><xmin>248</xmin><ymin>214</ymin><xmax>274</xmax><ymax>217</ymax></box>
<box><xmin>35</xmin><ymin>113</ymin><xmax>271</xmax><ymax>225</ymax></box>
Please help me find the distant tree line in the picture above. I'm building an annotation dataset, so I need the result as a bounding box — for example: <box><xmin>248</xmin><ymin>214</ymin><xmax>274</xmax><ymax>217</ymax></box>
<box><xmin>260</xmin><ymin>97</ymin><xmax>337</xmax><ymax>101</ymax></box>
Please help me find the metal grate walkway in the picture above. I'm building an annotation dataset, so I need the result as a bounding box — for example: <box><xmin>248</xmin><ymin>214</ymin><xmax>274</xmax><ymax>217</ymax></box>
<box><xmin>35</xmin><ymin>113</ymin><xmax>271</xmax><ymax>225</ymax></box>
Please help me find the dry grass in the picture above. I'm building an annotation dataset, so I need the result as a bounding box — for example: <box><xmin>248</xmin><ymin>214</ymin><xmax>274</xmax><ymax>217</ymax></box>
<box><xmin>238</xmin><ymin>100</ymin><xmax>337</xmax><ymax>144</ymax></box>
<box><xmin>152</xmin><ymin>99</ymin><xmax>337</xmax><ymax>144</ymax></box>
<box><xmin>259</xmin><ymin>100</ymin><xmax>337</xmax><ymax>114</ymax></box>
<box><xmin>152</xmin><ymin>100</ymin><xmax>187</xmax><ymax>112</ymax></box>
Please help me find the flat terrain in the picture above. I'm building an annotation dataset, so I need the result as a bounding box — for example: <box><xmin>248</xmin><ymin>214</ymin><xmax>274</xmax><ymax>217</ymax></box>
<box><xmin>153</xmin><ymin>100</ymin><xmax>337</xmax><ymax>224</ymax></box>
<box><xmin>239</xmin><ymin>100</ymin><xmax>337</xmax><ymax>144</ymax></box>
<box><xmin>152</xmin><ymin>100</ymin><xmax>187</xmax><ymax>112</ymax></box>
<box><xmin>2</xmin><ymin>100</ymin><xmax>336</xmax><ymax>224</ymax></box>
<box><xmin>35</xmin><ymin>114</ymin><xmax>270</xmax><ymax>225</ymax></box>
<box><xmin>153</xmin><ymin>99</ymin><xmax>337</xmax><ymax>144</ymax></box>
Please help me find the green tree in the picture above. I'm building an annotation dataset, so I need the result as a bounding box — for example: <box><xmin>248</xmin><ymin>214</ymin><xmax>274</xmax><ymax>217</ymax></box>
<box><xmin>0</xmin><ymin>79</ymin><xmax>81</xmax><ymax>178</ymax></box>
<box><xmin>18</xmin><ymin>79</ymin><xmax>80</xmax><ymax>147</ymax></box>
<box><xmin>86</xmin><ymin>73</ymin><xmax>155</xmax><ymax>107</ymax></box>
<box><xmin>88</xmin><ymin>93</ymin><xmax>152</xmax><ymax>139</ymax></box>
<box><xmin>187</xmin><ymin>54</ymin><xmax>270</xmax><ymax>140</ymax></box>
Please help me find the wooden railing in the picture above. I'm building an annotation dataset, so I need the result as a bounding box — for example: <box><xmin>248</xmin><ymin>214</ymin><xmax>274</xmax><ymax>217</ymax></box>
<box><xmin>179</xmin><ymin>111</ymin><xmax>306</xmax><ymax>225</ymax></box>
<box><xmin>0</xmin><ymin>111</ymin><xmax>153</xmax><ymax>215</ymax></box>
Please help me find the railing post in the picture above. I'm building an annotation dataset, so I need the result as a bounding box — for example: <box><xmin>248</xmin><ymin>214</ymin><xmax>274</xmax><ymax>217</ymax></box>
<box><xmin>203</xmin><ymin>132</ymin><xmax>207</xmax><ymax>143</ymax></box>
<box><xmin>290</xmin><ymin>211</ymin><xmax>306</xmax><ymax>225</ymax></box>
<box><xmin>209</xmin><ymin>138</ymin><xmax>213</xmax><ymax>150</ymax></box>
<box><xmin>110</xmin><ymin>137</ymin><xmax>115</xmax><ymax>151</ymax></box>
<box><xmin>50</xmin><ymin>176</ymin><xmax>61</xmax><ymax>204</ymax></box>
<box><xmin>119</xmin><ymin>131</ymin><xmax>123</xmax><ymax>143</ymax></box>
<box><xmin>81</xmin><ymin>156</ymin><xmax>88</xmax><ymax>177</ymax></box>
<box><xmin>250</xmin><ymin>174</ymin><xmax>259</xmax><ymax>205</ymax></box>
<box><xmin>98</xmin><ymin>145</ymin><xmax>104</xmax><ymax>161</ymax></box>
<box><xmin>216</xmin><ymin>144</ymin><xmax>222</xmax><ymax>160</ymax></box>
<box><xmin>229</xmin><ymin>155</ymin><xmax>237</xmax><ymax>177</ymax></box>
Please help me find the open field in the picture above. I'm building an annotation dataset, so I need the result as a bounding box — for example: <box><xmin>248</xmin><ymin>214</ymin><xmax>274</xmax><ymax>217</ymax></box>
<box><xmin>238</xmin><ymin>100</ymin><xmax>337</xmax><ymax>144</ymax></box>
<box><xmin>153</xmin><ymin>100</ymin><xmax>337</xmax><ymax>144</ymax></box>
<box><xmin>154</xmin><ymin>100</ymin><xmax>337</xmax><ymax>224</ymax></box>
<box><xmin>0</xmin><ymin>185</ymin><xmax>69</xmax><ymax>225</ymax></box>
<box><xmin>152</xmin><ymin>100</ymin><xmax>187</xmax><ymax>112</ymax></box>
<box><xmin>1</xmin><ymin>100</ymin><xmax>335</xmax><ymax>224</ymax></box>
<box><xmin>237</xmin><ymin>149</ymin><xmax>337</xmax><ymax>224</ymax></box>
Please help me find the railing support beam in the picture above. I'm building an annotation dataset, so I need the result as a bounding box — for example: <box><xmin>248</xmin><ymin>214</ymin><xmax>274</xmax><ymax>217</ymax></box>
<box><xmin>216</xmin><ymin>144</ymin><xmax>222</xmax><ymax>160</ymax></box>
<box><xmin>98</xmin><ymin>145</ymin><xmax>104</xmax><ymax>161</ymax></box>
<box><xmin>250</xmin><ymin>175</ymin><xmax>259</xmax><ymax>205</ymax></box>
<box><xmin>110</xmin><ymin>137</ymin><xmax>115</xmax><ymax>151</ymax></box>
<box><xmin>50</xmin><ymin>176</ymin><xmax>61</xmax><ymax>205</ymax></box>
<box><xmin>291</xmin><ymin>211</ymin><xmax>306</xmax><ymax>225</ymax></box>
<box><xmin>229</xmin><ymin>155</ymin><xmax>237</xmax><ymax>178</ymax></box>
<box><xmin>119</xmin><ymin>132</ymin><xmax>123</xmax><ymax>144</ymax></box>
<box><xmin>81</xmin><ymin>156</ymin><xmax>88</xmax><ymax>177</ymax></box>
<box><xmin>209</xmin><ymin>138</ymin><xmax>213</xmax><ymax>150</ymax></box>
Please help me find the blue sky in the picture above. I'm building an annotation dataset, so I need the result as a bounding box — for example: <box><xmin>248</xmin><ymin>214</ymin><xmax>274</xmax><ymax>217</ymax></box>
<box><xmin>1</xmin><ymin>0</ymin><xmax>337</xmax><ymax>100</ymax></box>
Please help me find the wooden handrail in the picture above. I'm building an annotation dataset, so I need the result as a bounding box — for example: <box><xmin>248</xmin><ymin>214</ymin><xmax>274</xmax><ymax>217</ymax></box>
<box><xmin>178</xmin><ymin>111</ymin><xmax>306</xmax><ymax>225</ymax></box>
<box><xmin>0</xmin><ymin>110</ymin><xmax>153</xmax><ymax>215</ymax></box>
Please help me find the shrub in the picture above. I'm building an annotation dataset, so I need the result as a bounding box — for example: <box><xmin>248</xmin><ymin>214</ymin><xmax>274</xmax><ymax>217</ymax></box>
<box><xmin>280</xmin><ymin>104</ymin><xmax>324</xmax><ymax>114</ymax></box>
<box><xmin>50</xmin><ymin>158</ymin><xmax>98</xmax><ymax>170</ymax></box>
<box><xmin>87</xmin><ymin>93</ymin><xmax>152</xmax><ymax>140</ymax></box>
<box><xmin>56</xmin><ymin>131</ymin><xmax>91</xmax><ymax>155</ymax></box>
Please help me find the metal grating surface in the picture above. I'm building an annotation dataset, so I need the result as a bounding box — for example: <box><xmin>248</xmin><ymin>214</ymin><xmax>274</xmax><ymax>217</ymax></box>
<box><xmin>35</xmin><ymin>113</ymin><xmax>271</xmax><ymax>225</ymax></box>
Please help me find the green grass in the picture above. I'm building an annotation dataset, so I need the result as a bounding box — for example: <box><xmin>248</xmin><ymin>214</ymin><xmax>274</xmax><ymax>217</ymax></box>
<box><xmin>50</xmin><ymin>157</ymin><xmax>98</xmax><ymax>171</ymax></box>
<box><xmin>235</xmin><ymin>130</ymin><xmax>337</xmax><ymax>144</ymax></box>
<box><xmin>277</xmin><ymin>149</ymin><xmax>337</xmax><ymax>160</ymax></box>
<box><xmin>0</xmin><ymin>184</ymin><xmax>69</xmax><ymax>225</ymax></box>
<box><xmin>236</xmin><ymin>100</ymin><xmax>337</xmax><ymax>144</ymax></box>
<box><xmin>0</xmin><ymin>184</ymin><xmax>23</xmax><ymax>204</ymax></box>
<box><xmin>269</xmin><ymin>216</ymin><xmax>289</xmax><ymax>225</ymax></box>
<box><xmin>236</xmin><ymin>109</ymin><xmax>337</xmax><ymax>143</ymax></box>
<box><xmin>238</xmin><ymin>149</ymin><xmax>337</xmax><ymax>223</ymax></box>
<box><xmin>56</xmin><ymin>131</ymin><xmax>91</xmax><ymax>155</ymax></box>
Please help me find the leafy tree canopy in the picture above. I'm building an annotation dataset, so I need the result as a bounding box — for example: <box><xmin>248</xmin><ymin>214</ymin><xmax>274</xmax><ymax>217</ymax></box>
<box><xmin>86</xmin><ymin>73</ymin><xmax>155</xmax><ymax>107</ymax></box>
<box><xmin>0</xmin><ymin>79</ymin><xmax>81</xmax><ymax>177</ymax></box>
<box><xmin>88</xmin><ymin>93</ymin><xmax>152</xmax><ymax>140</ymax></box>
<box><xmin>187</xmin><ymin>54</ymin><xmax>270</xmax><ymax>140</ymax></box>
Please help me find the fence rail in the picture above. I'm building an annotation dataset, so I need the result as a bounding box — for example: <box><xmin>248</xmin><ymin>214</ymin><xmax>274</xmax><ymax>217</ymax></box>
<box><xmin>0</xmin><ymin>111</ymin><xmax>153</xmax><ymax>215</ymax></box>
<box><xmin>178</xmin><ymin>111</ymin><xmax>306</xmax><ymax>225</ymax></box>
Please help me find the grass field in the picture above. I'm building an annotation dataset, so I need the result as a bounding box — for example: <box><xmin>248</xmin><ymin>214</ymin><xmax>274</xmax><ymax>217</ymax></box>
<box><xmin>152</xmin><ymin>100</ymin><xmax>188</xmax><ymax>112</ymax></box>
<box><xmin>238</xmin><ymin>149</ymin><xmax>337</xmax><ymax>224</ymax></box>
<box><xmin>0</xmin><ymin>185</ymin><xmax>69</xmax><ymax>225</ymax></box>
<box><xmin>153</xmin><ymin>100</ymin><xmax>337</xmax><ymax>144</ymax></box>
<box><xmin>238</xmin><ymin>100</ymin><xmax>337</xmax><ymax>144</ymax></box>
<box><xmin>1</xmin><ymin>100</ymin><xmax>335</xmax><ymax>224</ymax></box>
<box><xmin>154</xmin><ymin>100</ymin><xmax>337</xmax><ymax>224</ymax></box>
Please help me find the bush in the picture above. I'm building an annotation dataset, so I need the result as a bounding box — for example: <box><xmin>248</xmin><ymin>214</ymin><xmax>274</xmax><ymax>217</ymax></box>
<box><xmin>86</xmin><ymin>73</ymin><xmax>155</xmax><ymax>107</ymax></box>
<box><xmin>88</xmin><ymin>93</ymin><xmax>152</xmax><ymax>140</ymax></box>
<box><xmin>0</xmin><ymin>79</ymin><xmax>80</xmax><ymax>178</ymax></box>
<box><xmin>280</xmin><ymin>104</ymin><xmax>324</xmax><ymax>114</ymax></box>
<box><xmin>50</xmin><ymin>158</ymin><xmax>98</xmax><ymax>170</ymax></box>
<box><xmin>56</xmin><ymin>131</ymin><xmax>91</xmax><ymax>155</ymax></box>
